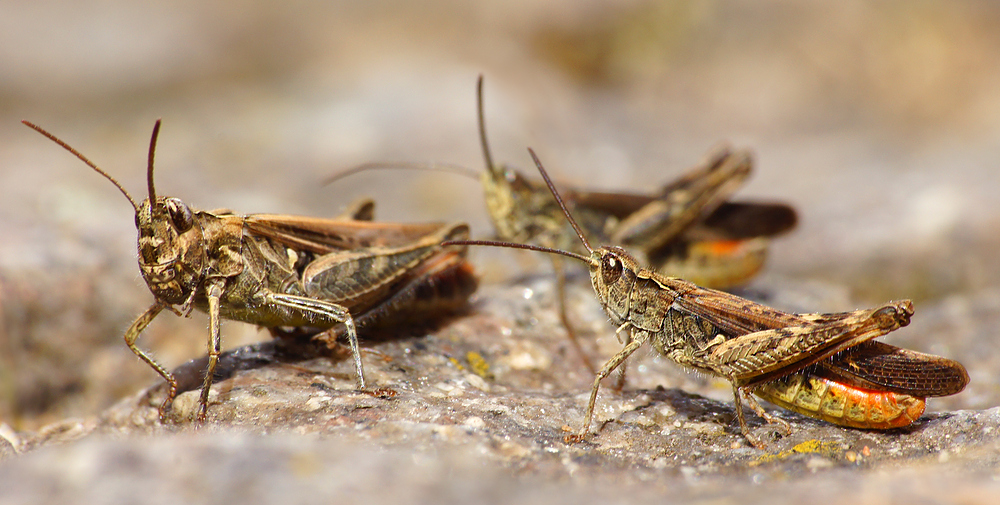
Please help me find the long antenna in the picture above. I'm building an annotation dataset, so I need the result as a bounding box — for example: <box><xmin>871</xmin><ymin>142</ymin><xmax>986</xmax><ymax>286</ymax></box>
<box><xmin>444</xmin><ymin>149</ymin><xmax>599</xmax><ymax>266</ymax></box>
<box><xmin>441</xmin><ymin>239</ymin><xmax>592</xmax><ymax>264</ymax></box>
<box><xmin>477</xmin><ymin>75</ymin><xmax>497</xmax><ymax>174</ymax></box>
<box><xmin>146</xmin><ymin>120</ymin><xmax>161</xmax><ymax>204</ymax></box>
<box><xmin>22</xmin><ymin>120</ymin><xmax>139</xmax><ymax>213</ymax></box>
<box><xmin>322</xmin><ymin>161</ymin><xmax>478</xmax><ymax>186</ymax></box>
<box><xmin>527</xmin><ymin>148</ymin><xmax>593</xmax><ymax>254</ymax></box>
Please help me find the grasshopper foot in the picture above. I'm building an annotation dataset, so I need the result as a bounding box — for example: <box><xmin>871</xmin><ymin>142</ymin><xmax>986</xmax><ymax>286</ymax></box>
<box><xmin>156</xmin><ymin>384</ymin><xmax>178</xmax><ymax>423</ymax></box>
<box><xmin>363</xmin><ymin>386</ymin><xmax>398</xmax><ymax>399</ymax></box>
<box><xmin>770</xmin><ymin>416</ymin><xmax>792</xmax><ymax>436</ymax></box>
<box><xmin>196</xmin><ymin>403</ymin><xmax>209</xmax><ymax>423</ymax></box>
<box><xmin>563</xmin><ymin>427</ymin><xmax>591</xmax><ymax>444</ymax></box>
<box><xmin>743</xmin><ymin>432</ymin><xmax>768</xmax><ymax>450</ymax></box>
<box><xmin>156</xmin><ymin>406</ymin><xmax>172</xmax><ymax>424</ymax></box>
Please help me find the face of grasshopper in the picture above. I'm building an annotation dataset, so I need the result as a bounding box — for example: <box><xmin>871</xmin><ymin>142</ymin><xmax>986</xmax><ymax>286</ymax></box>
<box><xmin>135</xmin><ymin>196</ymin><xmax>206</xmax><ymax>306</ymax></box>
<box><xmin>22</xmin><ymin>119</ymin><xmax>211</xmax><ymax>309</ymax></box>
<box><xmin>480</xmin><ymin>163</ymin><xmax>536</xmax><ymax>243</ymax></box>
<box><xmin>585</xmin><ymin>246</ymin><xmax>644</xmax><ymax>325</ymax></box>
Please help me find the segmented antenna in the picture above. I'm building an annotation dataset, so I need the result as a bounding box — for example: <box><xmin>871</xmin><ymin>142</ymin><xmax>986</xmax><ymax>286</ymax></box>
<box><xmin>146</xmin><ymin>120</ymin><xmax>161</xmax><ymax>204</ymax></box>
<box><xmin>443</xmin><ymin>148</ymin><xmax>598</xmax><ymax>266</ymax></box>
<box><xmin>323</xmin><ymin>76</ymin><xmax>501</xmax><ymax>187</ymax></box>
<box><xmin>477</xmin><ymin>75</ymin><xmax>497</xmax><ymax>174</ymax></box>
<box><xmin>22</xmin><ymin>120</ymin><xmax>139</xmax><ymax>212</ymax></box>
<box><xmin>527</xmin><ymin>148</ymin><xmax>594</xmax><ymax>254</ymax></box>
<box><xmin>322</xmin><ymin>161</ymin><xmax>478</xmax><ymax>186</ymax></box>
<box><xmin>442</xmin><ymin>238</ymin><xmax>592</xmax><ymax>264</ymax></box>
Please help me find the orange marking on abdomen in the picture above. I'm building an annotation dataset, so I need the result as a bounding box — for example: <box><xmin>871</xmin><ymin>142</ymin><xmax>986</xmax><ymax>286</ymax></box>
<box><xmin>702</xmin><ymin>239</ymin><xmax>746</xmax><ymax>257</ymax></box>
<box><xmin>755</xmin><ymin>373</ymin><xmax>927</xmax><ymax>430</ymax></box>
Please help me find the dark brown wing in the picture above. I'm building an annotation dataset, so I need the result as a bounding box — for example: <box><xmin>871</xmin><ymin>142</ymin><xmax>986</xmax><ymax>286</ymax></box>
<box><xmin>570</xmin><ymin>191</ymin><xmax>797</xmax><ymax>242</ymax></box>
<box><xmin>694</xmin><ymin>201</ymin><xmax>798</xmax><ymax>240</ymax></box>
<box><xmin>644</xmin><ymin>271</ymin><xmax>921</xmax><ymax>386</ymax></box>
<box><xmin>603</xmin><ymin>149</ymin><xmax>752</xmax><ymax>248</ymax></box>
<box><xmin>816</xmin><ymin>341</ymin><xmax>969</xmax><ymax>397</ymax></box>
<box><xmin>652</xmin><ymin>275</ymin><xmax>808</xmax><ymax>336</ymax></box>
<box><xmin>566</xmin><ymin>190</ymin><xmax>658</xmax><ymax>220</ymax></box>
<box><xmin>244</xmin><ymin>214</ymin><xmax>451</xmax><ymax>254</ymax></box>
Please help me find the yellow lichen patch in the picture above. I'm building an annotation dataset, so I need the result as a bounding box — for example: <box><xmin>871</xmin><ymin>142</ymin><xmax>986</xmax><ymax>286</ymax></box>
<box><xmin>466</xmin><ymin>352</ymin><xmax>495</xmax><ymax>381</ymax></box>
<box><xmin>447</xmin><ymin>356</ymin><xmax>466</xmax><ymax>372</ymax></box>
<box><xmin>751</xmin><ymin>440</ymin><xmax>844</xmax><ymax>466</ymax></box>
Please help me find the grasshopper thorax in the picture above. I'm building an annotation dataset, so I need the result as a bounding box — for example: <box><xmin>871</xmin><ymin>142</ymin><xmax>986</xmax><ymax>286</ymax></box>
<box><xmin>136</xmin><ymin>196</ymin><xmax>206</xmax><ymax>306</ymax></box>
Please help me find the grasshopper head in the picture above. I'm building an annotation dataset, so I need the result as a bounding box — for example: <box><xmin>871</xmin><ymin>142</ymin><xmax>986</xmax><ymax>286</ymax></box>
<box><xmin>587</xmin><ymin>246</ymin><xmax>640</xmax><ymax>324</ymax></box>
<box><xmin>480</xmin><ymin>164</ymin><xmax>539</xmax><ymax>242</ymax></box>
<box><xmin>133</xmin><ymin>121</ymin><xmax>207</xmax><ymax>306</ymax></box>
<box><xmin>23</xmin><ymin>119</ymin><xmax>205</xmax><ymax>307</ymax></box>
<box><xmin>477</xmin><ymin>76</ymin><xmax>551</xmax><ymax>243</ymax></box>
<box><xmin>136</xmin><ymin>195</ymin><xmax>205</xmax><ymax>306</ymax></box>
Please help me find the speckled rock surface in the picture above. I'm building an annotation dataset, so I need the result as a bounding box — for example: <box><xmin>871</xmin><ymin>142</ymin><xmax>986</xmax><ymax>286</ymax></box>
<box><xmin>4</xmin><ymin>278</ymin><xmax>1000</xmax><ymax>503</ymax></box>
<box><xmin>2</xmin><ymin>1</ymin><xmax>999</xmax><ymax>503</ymax></box>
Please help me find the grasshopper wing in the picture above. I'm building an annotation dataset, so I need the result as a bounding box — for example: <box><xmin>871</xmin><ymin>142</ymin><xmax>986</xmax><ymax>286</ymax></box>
<box><xmin>815</xmin><ymin>341</ymin><xmax>969</xmax><ymax>396</ymax></box>
<box><xmin>245</xmin><ymin>214</ymin><xmax>453</xmax><ymax>254</ymax></box>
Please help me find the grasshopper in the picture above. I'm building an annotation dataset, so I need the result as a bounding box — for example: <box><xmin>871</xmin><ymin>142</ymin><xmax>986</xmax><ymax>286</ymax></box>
<box><xmin>329</xmin><ymin>77</ymin><xmax>796</xmax><ymax>285</ymax></box>
<box><xmin>23</xmin><ymin>119</ymin><xmax>477</xmax><ymax>422</ymax></box>
<box><xmin>444</xmin><ymin>148</ymin><xmax>968</xmax><ymax>447</ymax></box>
<box><xmin>473</xmin><ymin>76</ymin><xmax>797</xmax><ymax>289</ymax></box>
<box><xmin>326</xmin><ymin>77</ymin><xmax>796</xmax><ymax>372</ymax></box>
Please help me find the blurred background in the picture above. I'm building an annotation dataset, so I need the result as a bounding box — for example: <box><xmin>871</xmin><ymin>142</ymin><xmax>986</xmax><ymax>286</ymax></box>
<box><xmin>1</xmin><ymin>0</ymin><xmax>998</xmax><ymax>429</ymax></box>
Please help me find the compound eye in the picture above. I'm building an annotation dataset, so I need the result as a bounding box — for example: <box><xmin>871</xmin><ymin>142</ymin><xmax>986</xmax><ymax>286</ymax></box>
<box><xmin>165</xmin><ymin>198</ymin><xmax>194</xmax><ymax>232</ymax></box>
<box><xmin>504</xmin><ymin>168</ymin><xmax>530</xmax><ymax>190</ymax></box>
<box><xmin>601</xmin><ymin>253</ymin><xmax>624</xmax><ymax>285</ymax></box>
<box><xmin>504</xmin><ymin>167</ymin><xmax>518</xmax><ymax>183</ymax></box>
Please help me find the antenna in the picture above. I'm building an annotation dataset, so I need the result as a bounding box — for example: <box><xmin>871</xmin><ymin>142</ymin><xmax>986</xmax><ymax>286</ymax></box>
<box><xmin>477</xmin><ymin>75</ymin><xmax>498</xmax><ymax>174</ymax></box>
<box><xmin>527</xmin><ymin>148</ymin><xmax>593</xmax><ymax>254</ymax></box>
<box><xmin>322</xmin><ymin>161</ymin><xmax>478</xmax><ymax>186</ymax></box>
<box><xmin>146</xmin><ymin>119</ymin><xmax>161</xmax><ymax>204</ymax></box>
<box><xmin>443</xmin><ymin>148</ymin><xmax>598</xmax><ymax>266</ymax></box>
<box><xmin>22</xmin><ymin>120</ymin><xmax>139</xmax><ymax>212</ymax></box>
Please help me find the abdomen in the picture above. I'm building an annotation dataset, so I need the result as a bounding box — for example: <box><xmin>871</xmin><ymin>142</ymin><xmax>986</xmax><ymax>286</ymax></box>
<box><xmin>755</xmin><ymin>372</ymin><xmax>926</xmax><ymax>429</ymax></box>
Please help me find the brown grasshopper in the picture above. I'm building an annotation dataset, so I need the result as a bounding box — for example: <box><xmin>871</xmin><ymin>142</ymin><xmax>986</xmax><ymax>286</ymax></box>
<box><xmin>326</xmin><ymin>77</ymin><xmax>796</xmax><ymax>373</ymax></box>
<box><xmin>474</xmin><ymin>76</ymin><xmax>796</xmax><ymax>289</ymax></box>
<box><xmin>328</xmin><ymin>77</ymin><xmax>796</xmax><ymax>286</ymax></box>
<box><xmin>445</xmin><ymin>148</ymin><xmax>968</xmax><ymax>447</ymax></box>
<box><xmin>23</xmin><ymin>119</ymin><xmax>477</xmax><ymax>422</ymax></box>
